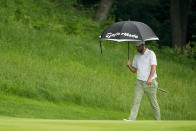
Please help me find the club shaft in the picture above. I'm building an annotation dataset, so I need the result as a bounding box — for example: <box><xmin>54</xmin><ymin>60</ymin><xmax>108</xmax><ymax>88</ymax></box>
<box><xmin>158</xmin><ymin>88</ymin><xmax>167</xmax><ymax>93</ymax></box>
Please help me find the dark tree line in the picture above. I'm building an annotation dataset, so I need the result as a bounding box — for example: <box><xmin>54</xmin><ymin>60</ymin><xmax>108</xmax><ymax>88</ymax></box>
<box><xmin>170</xmin><ymin>0</ymin><xmax>189</xmax><ymax>53</ymax></box>
<box><xmin>77</xmin><ymin>0</ymin><xmax>196</xmax><ymax>52</ymax></box>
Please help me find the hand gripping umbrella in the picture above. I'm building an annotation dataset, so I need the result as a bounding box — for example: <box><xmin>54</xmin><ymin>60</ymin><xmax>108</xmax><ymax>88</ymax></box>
<box><xmin>99</xmin><ymin>21</ymin><xmax>159</xmax><ymax>59</ymax></box>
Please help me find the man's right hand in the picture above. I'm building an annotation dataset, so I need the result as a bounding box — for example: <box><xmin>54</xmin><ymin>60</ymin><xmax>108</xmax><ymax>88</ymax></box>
<box><xmin>126</xmin><ymin>59</ymin><xmax>137</xmax><ymax>73</ymax></box>
<box><xmin>126</xmin><ymin>59</ymin><xmax>131</xmax><ymax>67</ymax></box>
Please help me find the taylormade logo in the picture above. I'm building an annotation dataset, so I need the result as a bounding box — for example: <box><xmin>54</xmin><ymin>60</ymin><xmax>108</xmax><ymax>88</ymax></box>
<box><xmin>106</xmin><ymin>32</ymin><xmax>138</xmax><ymax>39</ymax></box>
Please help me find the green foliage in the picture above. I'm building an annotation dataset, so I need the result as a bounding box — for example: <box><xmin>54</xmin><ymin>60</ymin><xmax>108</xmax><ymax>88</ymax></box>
<box><xmin>0</xmin><ymin>0</ymin><xmax>99</xmax><ymax>38</ymax></box>
<box><xmin>147</xmin><ymin>42</ymin><xmax>196</xmax><ymax>70</ymax></box>
<box><xmin>184</xmin><ymin>42</ymin><xmax>196</xmax><ymax>59</ymax></box>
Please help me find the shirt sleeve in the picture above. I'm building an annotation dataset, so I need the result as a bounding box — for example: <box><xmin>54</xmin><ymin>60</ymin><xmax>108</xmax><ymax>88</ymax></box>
<box><xmin>150</xmin><ymin>51</ymin><xmax>157</xmax><ymax>65</ymax></box>
<box><xmin>132</xmin><ymin>55</ymin><xmax>137</xmax><ymax>68</ymax></box>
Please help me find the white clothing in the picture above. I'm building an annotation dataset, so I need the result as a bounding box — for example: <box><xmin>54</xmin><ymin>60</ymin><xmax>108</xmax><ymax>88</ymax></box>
<box><xmin>132</xmin><ymin>48</ymin><xmax>157</xmax><ymax>81</ymax></box>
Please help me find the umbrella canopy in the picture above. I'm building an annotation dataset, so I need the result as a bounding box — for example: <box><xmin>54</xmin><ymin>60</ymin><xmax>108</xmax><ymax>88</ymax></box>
<box><xmin>99</xmin><ymin>21</ymin><xmax>159</xmax><ymax>59</ymax></box>
<box><xmin>100</xmin><ymin>21</ymin><xmax>159</xmax><ymax>42</ymax></box>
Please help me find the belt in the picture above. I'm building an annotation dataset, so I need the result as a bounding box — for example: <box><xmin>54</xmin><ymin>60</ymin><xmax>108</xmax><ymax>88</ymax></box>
<box><xmin>137</xmin><ymin>79</ymin><xmax>156</xmax><ymax>86</ymax></box>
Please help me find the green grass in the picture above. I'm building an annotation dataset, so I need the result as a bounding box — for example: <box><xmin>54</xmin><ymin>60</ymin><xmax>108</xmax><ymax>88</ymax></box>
<box><xmin>0</xmin><ymin>93</ymin><xmax>126</xmax><ymax>120</ymax></box>
<box><xmin>0</xmin><ymin>117</ymin><xmax>195</xmax><ymax>131</ymax></box>
<box><xmin>0</xmin><ymin>0</ymin><xmax>195</xmax><ymax>120</ymax></box>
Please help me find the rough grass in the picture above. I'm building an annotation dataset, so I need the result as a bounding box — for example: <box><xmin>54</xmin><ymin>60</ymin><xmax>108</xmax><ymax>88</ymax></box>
<box><xmin>0</xmin><ymin>23</ymin><xmax>195</xmax><ymax>120</ymax></box>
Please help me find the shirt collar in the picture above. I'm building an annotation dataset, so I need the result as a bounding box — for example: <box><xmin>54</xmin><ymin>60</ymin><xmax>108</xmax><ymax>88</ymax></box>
<box><xmin>143</xmin><ymin>48</ymin><xmax>149</xmax><ymax>55</ymax></box>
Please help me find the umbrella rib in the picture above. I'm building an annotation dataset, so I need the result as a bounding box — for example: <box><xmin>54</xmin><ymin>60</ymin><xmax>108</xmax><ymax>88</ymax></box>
<box><xmin>118</xmin><ymin>22</ymin><xmax>127</xmax><ymax>41</ymax></box>
<box><xmin>132</xmin><ymin>22</ymin><xmax>143</xmax><ymax>41</ymax></box>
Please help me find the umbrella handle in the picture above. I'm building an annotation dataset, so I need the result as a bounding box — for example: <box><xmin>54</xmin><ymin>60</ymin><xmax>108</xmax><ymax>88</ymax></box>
<box><xmin>128</xmin><ymin>42</ymin><xmax>130</xmax><ymax>60</ymax></box>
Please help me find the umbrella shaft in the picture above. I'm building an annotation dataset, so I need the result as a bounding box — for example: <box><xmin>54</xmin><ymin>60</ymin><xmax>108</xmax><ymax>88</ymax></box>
<box><xmin>100</xmin><ymin>41</ymin><xmax>102</xmax><ymax>54</ymax></box>
<box><xmin>128</xmin><ymin>42</ymin><xmax>130</xmax><ymax>59</ymax></box>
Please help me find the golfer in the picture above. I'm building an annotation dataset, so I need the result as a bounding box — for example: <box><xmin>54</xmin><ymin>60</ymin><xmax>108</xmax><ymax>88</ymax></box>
<box><xmin>125</xmin><ymin>41</ymin><xmax>161</xmax><ymax>121</ymax></box>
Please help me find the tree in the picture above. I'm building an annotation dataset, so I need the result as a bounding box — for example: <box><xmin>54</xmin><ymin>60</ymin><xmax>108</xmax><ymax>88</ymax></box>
<box><xmin>94</xmin><ymin>0</ymin><xmax>115</xmax><ymax>24</ymax></box>
<box><xmin>170</xmin><ymin>0</ymin><xmax>190</xmax><ymax>53</ymax></box>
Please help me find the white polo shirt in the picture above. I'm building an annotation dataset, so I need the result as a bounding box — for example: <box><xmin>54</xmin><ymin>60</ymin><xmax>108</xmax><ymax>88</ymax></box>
<box><xmin>132</xmin><ymin>48</ymin><xmax>157</xmax><ymax>81</ymax></box>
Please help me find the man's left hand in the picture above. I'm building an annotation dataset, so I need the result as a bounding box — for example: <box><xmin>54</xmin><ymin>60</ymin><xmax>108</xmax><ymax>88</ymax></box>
<box><xmin>146</xmin><ymin>79</ymin><xmax>152</xmax><ymax>85</ymax></box>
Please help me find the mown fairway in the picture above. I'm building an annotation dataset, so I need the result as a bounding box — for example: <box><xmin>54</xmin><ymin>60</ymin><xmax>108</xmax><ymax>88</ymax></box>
<box><xmin>0</xmin><ymin>117</ymin><xmax>195</xmax><ymax>131</ymax></box>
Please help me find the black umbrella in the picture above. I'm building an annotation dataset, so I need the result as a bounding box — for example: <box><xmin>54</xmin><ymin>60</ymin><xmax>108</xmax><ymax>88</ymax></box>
<box><xmin>99</xmin><ymin>21</ymin><xmax>159</xmax><ymax>59</ymax></box>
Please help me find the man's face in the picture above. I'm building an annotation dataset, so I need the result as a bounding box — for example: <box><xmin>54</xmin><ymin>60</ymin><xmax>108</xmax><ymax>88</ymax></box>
<box><xmin>136</xmin><ymin>44</ymin><xmax>145</xmax><ymax>53</ymax></box>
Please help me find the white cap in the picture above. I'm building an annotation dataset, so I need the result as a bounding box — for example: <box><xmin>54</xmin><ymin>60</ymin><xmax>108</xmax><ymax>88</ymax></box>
<box><xmin>135</xmin><ymin>41</ymin><xmax>145</xmax><ymax>46</ymax></box>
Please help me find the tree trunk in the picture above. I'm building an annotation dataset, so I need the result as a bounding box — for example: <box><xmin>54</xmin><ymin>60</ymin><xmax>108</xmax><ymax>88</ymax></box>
<box><xmin>94</xmin><ymin>0</ymin><xmax>114</xmax><ymax>24</ymax></box>
<box><xmin>170</xmin><ymin>0</ymin><xmax>189</xmax><ymax>53</ymax></box>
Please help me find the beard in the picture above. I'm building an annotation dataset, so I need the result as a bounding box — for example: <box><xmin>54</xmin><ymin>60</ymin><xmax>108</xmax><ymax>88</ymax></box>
<box><xmin>137</xmin><ymin>47</ymin><xmax>144</xmax><ymax>53</ymax></box>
